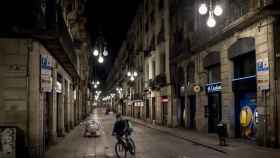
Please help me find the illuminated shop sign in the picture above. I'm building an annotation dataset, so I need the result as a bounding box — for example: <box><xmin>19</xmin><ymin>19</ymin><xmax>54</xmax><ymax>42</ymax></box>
<box><xmin>205</xmin><ymin>82</ymin><xmax>222</xmax><ymax>93</ymax></box>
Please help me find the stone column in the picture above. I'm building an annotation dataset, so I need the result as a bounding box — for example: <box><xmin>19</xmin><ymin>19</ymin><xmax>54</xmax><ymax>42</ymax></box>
<box><xmin>28</xmin><ymin>41</ymin><xmax>44</xmax><ymax>158</ymax></box>
<box><xmin>221</xmin><ymin>39</ymin><xmax>235</xmax><ymax>137</ymax></box>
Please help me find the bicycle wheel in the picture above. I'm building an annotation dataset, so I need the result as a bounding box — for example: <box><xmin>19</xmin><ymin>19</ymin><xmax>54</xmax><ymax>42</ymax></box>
<box><xmin>127</xmin><ymin>138</ymin><xmax>136</xmax><ymax>155</ymax></box>
<box><xmin>115</xmin><ymin>141</ymin><xmax>127</xmax><ymax>158</ymax></box>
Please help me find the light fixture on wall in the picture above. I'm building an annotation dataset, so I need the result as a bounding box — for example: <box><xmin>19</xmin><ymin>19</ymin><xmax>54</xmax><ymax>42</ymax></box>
<box><xmin>198</xmin><ymin>0</ymin><xmax>223</xmax><ymax>28</ymax></box>
<box><xmin>92</xmin><ymin>32</ymin><xmax>109</xmax><ymax>63</ymax></box>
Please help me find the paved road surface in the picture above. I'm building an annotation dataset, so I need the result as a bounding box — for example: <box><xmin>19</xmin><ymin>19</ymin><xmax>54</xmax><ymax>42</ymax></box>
<box><xmin>46</xmin><ymin>108</ymin><xmax>228</xmax><ymax>158</ymax></box>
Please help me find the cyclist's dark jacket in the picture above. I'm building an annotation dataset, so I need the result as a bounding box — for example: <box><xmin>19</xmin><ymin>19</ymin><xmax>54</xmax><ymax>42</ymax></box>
<box><xmin>112</xmin><ymin>119</ymin><xmax>127</xmax><ymax>136</ymax></box>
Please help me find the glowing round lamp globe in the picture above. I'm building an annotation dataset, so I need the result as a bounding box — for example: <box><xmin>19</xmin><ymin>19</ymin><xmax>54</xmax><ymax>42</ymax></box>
<box><xmin>133</xmin><ymin>71</ymin><xmax>138</xmax><ymax>77</ymax></box>
<box><xmin>207</xmin><ymin>16</ymin><xmax>216</xmax><ymax>28</ymax></box>
<box><xmin>199</xmin><ymin>3</ymin><xmax>208</xmax><ymax>15</ymax></box>
<box><xmin>214</xmin><ymin>5</ymin><xmax>223</xmax><ymax>16</ymax></box>
<box><xmin>93</xmin><ymin>49</ymin><xmax>99</xmax><ymax>56</ymax></box>
<box><xmin>127</xmin><ymin>71</ymin><xmax>132</xmax><ymax>77</ymax></box>
<box><xmin>98</xmin><ymin>56</ymin><xmax>104</xmax><ymax>63</ymax></box>
<box><xmin>103</xmin><ymin>50</ymin><xmax>108</xmax><ymax>56</ymax></box>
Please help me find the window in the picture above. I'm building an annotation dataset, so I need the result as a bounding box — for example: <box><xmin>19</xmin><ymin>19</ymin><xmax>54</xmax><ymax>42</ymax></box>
<box><xmin>208</xmin><ymin>65</ymin><xmax>221</xmax><ymax>83</ymax></box>
<box><xmin>233</xmin><ymin>52</ymin><xmax>256</xmax><ymax>79</ymax></box>
<box><xmin>160</xmin><ymin>53</ymin><xmax>166</xmax><ymax>74</ymax></box>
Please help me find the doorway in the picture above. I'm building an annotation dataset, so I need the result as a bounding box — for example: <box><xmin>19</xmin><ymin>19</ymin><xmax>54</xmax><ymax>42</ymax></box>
<box><xmin>43</xmin><ymin>92</ymin><xmax>51</xmax><ymax>150</ymax></box>
<box><xmin>152</xmin><ymin>97</ymin><xmax>156</xmax><ymax>120</ymax></box>
<box><xmin>162</xmin><ymin>102</ymin><xmax>168</xmax><ymax>126</ymax></box>
<box><xmin>188</xmin><ymin>95</ymin><xmax>196</xmax><ymax>129</ymax></box>
<box><xmin>235</xmin><ymin>91</ymin><xmax>256</xmax><ymax>139</ymax></box>
<box><xmin>208</xmin><ymin>93</ymin><xmax>222</xmax><ymax>133</ymax></box>
<box><xmin>180</xmin><ymin>96</ymin><xmax>185</xmax><ymax>127</ymax></box>
<box><xmin>146</xmin><ymin>99</ymin><xmax>150</xmax><ymax>119</ymax></box>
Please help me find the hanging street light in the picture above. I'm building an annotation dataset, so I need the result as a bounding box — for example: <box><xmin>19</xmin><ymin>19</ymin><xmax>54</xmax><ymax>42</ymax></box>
<box><xmin>92</xmin><ymin>80</ymin><xmax>100</xmax><ymax>89</ymax></box>
<box><xmin>198</xmin><ymin>0</ymin><xmax>223</xmax><ymax>28</ymax></box>
<box><xmin>92</xmin><ymin>32</ymin><xmax>109</xmax><ymax>63</ymax></box>
<box><xmin>127</xmin><ymin>70</ymin><xmax>138</xmax><ymax>81</ymax></box>
<box><xmin>98</xmin><ymin>55</ymin><xmax>104</xmax><ymax>63</ymax></box>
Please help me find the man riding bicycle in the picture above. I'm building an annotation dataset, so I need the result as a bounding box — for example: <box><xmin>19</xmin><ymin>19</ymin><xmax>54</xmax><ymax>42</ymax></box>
<box><xmin>112</xmin><ymin>114</ymin><xmax>135</xmax><ymax>158</ymax></box>
<box><xmin>112</xmin><ymin>113</ymin><xmax>132</xmax><ymax>137</ymax></box>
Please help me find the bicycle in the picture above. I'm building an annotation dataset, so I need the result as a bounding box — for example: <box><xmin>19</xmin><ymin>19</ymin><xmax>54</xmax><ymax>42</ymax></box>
<box><xmin>114</xmin><ymin>132</ymin><xmax>136</xmax><ymax>158</ymax></box>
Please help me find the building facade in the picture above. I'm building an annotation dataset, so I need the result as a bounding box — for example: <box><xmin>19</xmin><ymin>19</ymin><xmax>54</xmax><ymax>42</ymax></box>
<box><xmin>106</xmin><ymin>0</ymin><xmax>280</xmax><ymax>147</ymax></box>
<box><xmin>0</xmin><ymin>0</ymin><xmax>90</xmax><ymax>157</ymax></box>
<box><xmin>169</xmin><ymin>0</ymin><xmax>280</xmax><ymax>147</ymax></box>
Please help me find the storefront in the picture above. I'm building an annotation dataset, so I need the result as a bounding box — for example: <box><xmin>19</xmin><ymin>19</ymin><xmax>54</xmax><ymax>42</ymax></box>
<box><xmin>205</xmin><ymin>83</ymin><xmax>222</xmax><ymax>133</ymax></box>
<box><xmin>161</xmin><ymin>96</ymin><xmax>168</xmax><ymax>126</ymax></box>
<box><xmin>186</xmin><ymin>63</ymin><xmax>196</xmax><ymax>129</ymax></box>
<box><xmin>204</xmin><ymin>52</ymin><xmax>222</xmax><ymax>133</ymax></box>
<box><xmin>229</xmin><ymin>38</ymin><xmax>257</xmax><ymax>139</ymax></box>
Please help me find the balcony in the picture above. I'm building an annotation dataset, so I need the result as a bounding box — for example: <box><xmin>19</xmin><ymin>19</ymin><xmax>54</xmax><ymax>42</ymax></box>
<box><xmin>39</xmin><ymin>7</ymin><xmax>79</xmax><ymax>79</ymax></box>
<box><xmin>148</xmin><ymin>74</ymin><xmax>167</xmax><ymax>90</ymax></box>
<box><xmin>0</xmin><ymin>1</ymin><xmax>81</xmax><ymax>80</ymax></box>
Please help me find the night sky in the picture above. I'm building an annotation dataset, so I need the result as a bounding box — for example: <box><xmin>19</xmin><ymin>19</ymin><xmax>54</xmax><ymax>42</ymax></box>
<box><xmin>85</xmin><ymin>0</ymin><xmax>141</xmax><ymax>83</ymax></box>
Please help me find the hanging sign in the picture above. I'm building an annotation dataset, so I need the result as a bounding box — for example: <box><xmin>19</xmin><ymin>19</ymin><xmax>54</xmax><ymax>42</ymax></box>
<box><xmin>256</xmin><ymin>54</ymin><xmax>269</xmax><ymax>90</ymax></box>
<box><xmin>41</xmin><ymin>54</ymin><xmax>53</xmax><ymax>92</ymax></box>
<box><xmin>161</xmin><ymin>96</ymin><xmax>168</xmax><ymax>103</ymax></box>
<box><xmin>193</xmin><ymin>85</ymin><xmax>201</xmax><ymax>93</ymax></box>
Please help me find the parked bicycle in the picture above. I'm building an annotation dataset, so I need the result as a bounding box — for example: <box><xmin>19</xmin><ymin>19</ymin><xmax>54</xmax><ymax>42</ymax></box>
<box><xmin>114</xmin><ymin>132</ymin><xmax>135</xmax><ymax>158</ymax></box>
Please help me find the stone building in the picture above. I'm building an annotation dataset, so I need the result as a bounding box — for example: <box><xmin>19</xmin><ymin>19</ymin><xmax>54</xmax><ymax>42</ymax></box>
<box><xmin>0</xmin><ymin>0</ymin><xmax>90</xmax><ymax>157</ymax></box>
<box><xmin>105</xmin><ymin>0</ymin><xmax>280</xmax><ymax>148</ymax></box>
<box><xmin>142</xmin><ymin>0</ymin><xmax>174</xmax><ymax>126</ymax></box>
<box><xmin>170</xmin><ymin>0</ymin><xmax>280</xmax><ymax>147</ymax></box>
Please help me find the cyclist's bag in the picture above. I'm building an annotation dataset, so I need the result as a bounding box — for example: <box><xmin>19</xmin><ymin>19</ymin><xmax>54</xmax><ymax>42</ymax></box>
<box><xmin>125</xmin><ymin>119</ymin><xmax>133</xmax><ymax>134</ymax></box>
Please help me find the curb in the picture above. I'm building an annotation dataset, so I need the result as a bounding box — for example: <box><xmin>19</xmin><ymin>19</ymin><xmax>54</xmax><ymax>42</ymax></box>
<box><xmin>128</xmin><ymin>118</ymin><xmax>228</xmax><ymax>154</ymax></box>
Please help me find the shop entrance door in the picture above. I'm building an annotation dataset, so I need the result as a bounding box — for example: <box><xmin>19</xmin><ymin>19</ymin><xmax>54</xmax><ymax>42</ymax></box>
<box><xmin>188</xmin><ymin>95</ymin><xmax>196</xmax><ymax>129</ymax></box>
<box><xmin>152</xmin><ymin>97</ymin><xmax>156</xmax><ymax>120</ymax></box>
<box><xmin>43</xmin><ymin>93</ymin><xmax>51</xmax><ymax>150</ymax></box>
<box><xmin>208</xmin><ymin>93</ymin><xmax>221</xmax><ymax>133</ymax></box>
<box><xmin>162</xmin><ymin>102</ymin><xmax>168</xmax><ymax>126</ymax></box>
<box><xmin>146</xmin><ymin>99</ymin><xmax>150</xmax><ymax>119</ymax></box>
<box><xmin>235</xmin><ymin>91</ymin><xmax>256</xmax><ymax>139</ymax></box>
<box><xmin>180</xmin><ymin>96</ymin><xmax>185</xmax><ymax>127</ymax></box>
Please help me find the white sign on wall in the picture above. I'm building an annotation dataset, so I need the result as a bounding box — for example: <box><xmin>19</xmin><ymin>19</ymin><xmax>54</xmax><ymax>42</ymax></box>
<box><xmin>256</xmin><ymin>54</ymin><xmax>269</xmax><ymax>90</ymax></box>
<box><xmin>0</xmin><ymin>128</ymin><xmax>16</xmax><ymax>158</ymax></box>
<box><xmin>41</xmin><ymin>54</ymin><xmax>53</xmax><ymax>92</ymax></box>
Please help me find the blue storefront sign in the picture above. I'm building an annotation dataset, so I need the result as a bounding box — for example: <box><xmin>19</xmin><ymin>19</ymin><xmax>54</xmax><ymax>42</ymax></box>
<box><xmin>205</xmin><ymin>82</ymin><xmax>222</xmax><ymax>93</ymax></box>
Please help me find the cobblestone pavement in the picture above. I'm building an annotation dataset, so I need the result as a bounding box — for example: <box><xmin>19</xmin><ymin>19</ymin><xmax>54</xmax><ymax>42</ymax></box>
<box><xmin>45</xmin><ymin>108</ymin><xmax>279</xmax><ymax>158</ymax></box>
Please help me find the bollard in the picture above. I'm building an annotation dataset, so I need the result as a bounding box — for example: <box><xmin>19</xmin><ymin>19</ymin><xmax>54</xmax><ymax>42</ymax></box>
<box><xmin>217</xmin><ymin>123</ymin><xmax>227</xmax><ymax>146</ymax></box>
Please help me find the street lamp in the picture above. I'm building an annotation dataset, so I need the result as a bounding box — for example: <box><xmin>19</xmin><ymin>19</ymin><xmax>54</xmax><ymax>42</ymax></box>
<box><xmin>127</xmin><ymin>70</ymin><xmax>138</xmax><ymax>81</ymax></box>
<box><xmin>92</xmin><ymin>80</ymin><xmax>100</xmax><ymax>89</ymax></box>
<box><xmin>92</xmin><ymin>32</ymin><xmax>109</xmax><ymax>63</ymax></box>
<box><xmin>198</xmin><ymin>0</ymin><xmax>223</xmax><ymax>28</ymax></box>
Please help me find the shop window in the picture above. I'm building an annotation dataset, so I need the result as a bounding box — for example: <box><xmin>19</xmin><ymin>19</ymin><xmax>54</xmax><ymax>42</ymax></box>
<box><xmin>233</xmin><ymin>52</ymin><xmax>256</xmax><ymax>79</ymax></box>
<box><xmin>208</xmin><ymin>65</ymin><xmax>221</xmax><ymax>83</ymax></box>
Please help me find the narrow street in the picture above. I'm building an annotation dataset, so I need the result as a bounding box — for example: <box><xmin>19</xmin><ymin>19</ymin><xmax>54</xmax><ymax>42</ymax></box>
<box><xmin>45</xmin><ymin>108</ymin><xmax>227</xmax><ymax>158</ymax></box>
